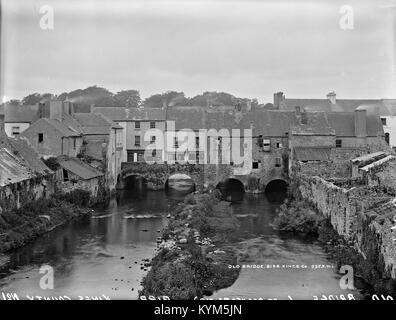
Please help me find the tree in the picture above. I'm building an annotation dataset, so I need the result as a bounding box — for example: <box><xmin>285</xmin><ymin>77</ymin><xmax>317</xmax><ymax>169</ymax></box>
<box><xmin>22</xmin><ymin>93</ymin><xmax>52</xmax><ymax>105</ymax></box>
<box><xmin>8</xmin><ymin>99</ymin><xmax>21</xmax><ymax>106</ymax></box>
<box><xmin>114</xmin><ymin>90</ymin><xmax>141</xmax><ymax>108</ymax></box>
<box><xmin>143</xmin><ymin>91</ymin><xmax>189</xmax><ymax>108</ymax></box>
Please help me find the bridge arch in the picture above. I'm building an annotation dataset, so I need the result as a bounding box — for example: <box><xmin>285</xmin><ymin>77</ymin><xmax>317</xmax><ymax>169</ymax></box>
<box><xmin>165</xmin><ymin>174</ymin><xmax>196</xmax><ymax>193</ymax></box>
<box><xmin>265</xmin><ymin>179</ymin><xmax>288</xmax><ymax>193</ymax></box>
<box><xmin>216</xmin><ymin>178</ymin><xmax>245</xmax><ymax>202</ymax></box>
<box><xmin>122</xmin><ymin>173</ymin><xmax>147</xmax><ymax>190</ymax></box>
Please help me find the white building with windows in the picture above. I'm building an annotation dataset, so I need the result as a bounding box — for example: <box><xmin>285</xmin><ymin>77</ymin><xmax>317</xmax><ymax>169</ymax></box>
<box><xmin>1</xmin><ymin>104</ymin><xmax>39</xmax><ymax>137</ymax></box>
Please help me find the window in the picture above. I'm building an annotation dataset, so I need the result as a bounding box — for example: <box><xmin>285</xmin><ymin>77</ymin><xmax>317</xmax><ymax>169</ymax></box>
<box><xmin>38</xmin><ymin>133</ymin><xmax>44</xmax><ymax>143</ymax></box>
<box><xmin>276</xmin><ymin>142</ymin><xmax>282</xmax><ymax>148</ymax></box>
<box><xmin>135</xmin><ymin>121</ymin><xmax>140</xmax><ymax>129</ymax></box>
<box><xmin>385</xmin><ymin>132</ymin><xmax>390</xmax><ymax>145</ymax></box>
<box><xmin>150</xmin><ymin>136</ymin><xmax>156</xmax><ymax>144</ymax></box>
<box><xmin>252</xmin><ymin>162</ymin><xmax>259</xmax><ymax>169</ymax></box>
<box><xmin>381</xmin><ymin>118</ymin><xmax>387</xmax><ymax>126</ymax></box>
<box><xmin>152</xmin><ymin>149</ymin><xmax>157</xmax><ymax>157</ymax></box>
<box><xmin>63</xmin><ymin>169</ymin><xmax>69</xmax><ymax>182</ymax></box>
<box><xmin>263</xmin><ymin>139</ymin><xmax>270</xmax><ymax>152</ymax></box>
<box><xmin>195</xmin><ymin>137</ymin><xmax>199</xmax><ymax>148</ymax></box>
<box><xmin>127</xmin><ymin>151</ymin><xmax>134</xmax><ymax>162</ymax></box>
<box><xmin>275</xmin><ymin>157</ymin><xmax>281</xmax><ymax>167</ymax></box>
<box><xmin>150</xmin><ymin>122</ymin><xmax>156</xmax><ymax>129</ymax></box>
<box><xmin>12</xmin><ymin>126</ymin><xmax>20</xmax><ymax>137</ymax></box>
<box><xmin>173</xmin><ymin>137</ymin><xmax>178</xmax><ymax>149</ymax></box>
<box><xmin>257</xmin><ymin>135</ymin><xmax>263</xmax><ymax>148</ymax></box>
<box><xmin>135</xmin><ymin>136</ymin><xmax>141</xmax><ymax>146</ymax></box>
<box><xmin>336</xmin><ymin>139</ymin><xmax>342</xmax><ymax>148</ymax></box>
<box><xmin>73</xmin><ymin>139</ymin><xmax>76</xmax><ymax>149</ymax></box>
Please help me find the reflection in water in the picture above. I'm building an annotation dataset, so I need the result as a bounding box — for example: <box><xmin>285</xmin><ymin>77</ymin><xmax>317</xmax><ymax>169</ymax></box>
<box><xmin>0</xmin><ymin>190</ymin><xmax>186</xmax><ymax>299</ymax></box>
<box><xmin>0</xmin><ymin>188</ymin><xmax>361</xmax><ymax>300</ymax></box>
<box><xmin>212</xmin><ymin>193</ymin><xmax>362</xmax><ymax>300</ymax></box>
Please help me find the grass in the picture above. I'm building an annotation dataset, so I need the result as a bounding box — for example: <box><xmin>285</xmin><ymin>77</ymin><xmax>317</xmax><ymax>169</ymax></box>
<box><xmin>140</xmin><ymin>190</ymin><xmax>240</xmax><ymax>300</ymax></box>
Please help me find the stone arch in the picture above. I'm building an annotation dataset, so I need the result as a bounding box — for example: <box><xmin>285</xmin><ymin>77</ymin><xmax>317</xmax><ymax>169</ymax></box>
<box><xmin>264</xmin><ymin>179</ymin><xmax>288</xmax><ymax>193</ymax></box>
<box><xmin>216</xmin><ymin>178</ymin><xmax>245</xmax><ymax>202</ymax></box>
<box><xmin>122</xmin><ymin>173</ymin><xmax>147</xmax><ymax>190</ymax></box>
<box><xmin>165</xmin><ymin>173</ymin><xmax>196</xmax><ymax>193</ymax></box>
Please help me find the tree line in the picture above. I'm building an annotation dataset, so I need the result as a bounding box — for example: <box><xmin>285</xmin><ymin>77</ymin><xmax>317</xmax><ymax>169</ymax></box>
<box><xmin>4</xmin><ymin>85</ymin><xmax>264</xmax><ymax>112</ymax></box>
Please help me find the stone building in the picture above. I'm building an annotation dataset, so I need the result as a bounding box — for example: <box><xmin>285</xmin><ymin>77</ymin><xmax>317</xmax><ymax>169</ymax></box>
<box><xmin>20</xmin><ymin>100</ymin><xmax>83</xmax><ymax>157</ymax></box>
<box><xmin>55</xmin><ymin>156</ymin><xmax>104</xmax><ymax>198</ymax></box>
<box><xmin>72</xmin><ymin>112</ymin><xmax>123</xmax><ymax>191</ymax></box>
<box><xmin>0</xmin><ymin>113</ymin><xmax>54</xmax><ymax>213</ymax></box>
<box><xmin>92</xmin><ymin>107</ymin><xmax>166</xmax><ymax>163</ymax></box>
<box><xmin>273</xmin><ymin>91</ymin><xmax>396</xmax><ymax>148</ymax></box>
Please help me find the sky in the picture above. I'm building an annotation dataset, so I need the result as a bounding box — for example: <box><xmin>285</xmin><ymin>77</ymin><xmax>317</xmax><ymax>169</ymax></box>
<box><xmin>1</xmin><ymin>0</ymin><xmax>395</xmax><ymax>104</ymax></box>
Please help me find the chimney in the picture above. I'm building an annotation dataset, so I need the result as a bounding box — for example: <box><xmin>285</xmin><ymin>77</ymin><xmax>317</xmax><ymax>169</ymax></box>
<box><xmin>295</xmin><ymin>105</ymin><xmax>301</xmax><ymax>115</ymax></box>
<box><xmin>354</xmin><ymin>108</ymin><xmax>367</xmax><ymax>138</ymax></box>
<box><xmin>49</xmin><ymin>100</ymin><xmax>64</xmax><ymax>120</ymax></box>
<box><xmin>162</xmin><ymin>100</ymin><xmax>167</xmax><ymax>110</ymax></box>
<box><xmin>90</xmin><ymin>104</ymin><xmax>95</xmax><ymax>113</ymax></box>
<box><xmin>0</xmin><ymin>111</ymin><xmax>7</xmax><ymax>145</ymax></box>
<box><xmin>326</xmin><ymin>91</ymin><xmax>336</xmax><ymax>104</ymax></box>
<box><xmin>273</xmin><ymin>92</ymin><xmax>285</xmax><ymax>109</ymax></box>
<box><xmin>0</xmin><ymin>112</ymin><xmax>5</xmax><ymax>134</ymax></box>
<box><xmin>246</xmin><ymin>100</ymin><xmax>252</xmax><ymax>112</ymax></box>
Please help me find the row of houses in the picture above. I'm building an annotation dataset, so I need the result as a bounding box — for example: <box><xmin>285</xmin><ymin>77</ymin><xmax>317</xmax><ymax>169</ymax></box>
<box><xmin>1</xmin><ymin>91</ymin><xmax>392</xmax><ymax>193</ymax></box>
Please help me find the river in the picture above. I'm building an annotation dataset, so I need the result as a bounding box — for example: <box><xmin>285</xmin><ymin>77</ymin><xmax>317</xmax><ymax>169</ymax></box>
<box><xmin>0</xmin><ymin>188</ymin><xmax>362</xmax><ymax>300</ymax></box>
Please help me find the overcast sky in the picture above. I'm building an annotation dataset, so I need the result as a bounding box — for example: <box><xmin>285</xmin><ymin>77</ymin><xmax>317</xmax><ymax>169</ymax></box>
<box><xmin>1</xmin><ymin>0</ymin><xmax>395</xmax><ymax>103</ymax></box>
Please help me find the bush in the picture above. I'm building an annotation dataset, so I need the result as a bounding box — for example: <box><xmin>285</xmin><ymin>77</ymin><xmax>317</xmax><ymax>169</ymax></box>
<box><xmin>55</xmin><ymin>189</ymin><xmax>91</xmax><ymax>207</ymax></box>
<box><xmin>272</xmin><ymin>201</ymin><xmax>325</xmax><ymax>235</ymax></box>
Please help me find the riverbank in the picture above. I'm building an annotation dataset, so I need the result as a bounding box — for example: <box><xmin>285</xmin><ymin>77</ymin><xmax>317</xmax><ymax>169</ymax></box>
<box><xmin>0</xmin><ymin>189</ymin><xmax>95</xmax><ymax>253</ymax></box>
<box><xmin>139</xmin><ymin>190</ymin><xmax>240</xmax><ymax>299</ymax></box>
<box><xmin>272</xmin><ymin>198</ymin><xmax>396</xmax><ymax>297</ymax></box>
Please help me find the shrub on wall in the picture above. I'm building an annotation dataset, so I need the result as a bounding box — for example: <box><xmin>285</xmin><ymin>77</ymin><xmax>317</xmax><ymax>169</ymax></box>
<box><xmin>54</xmin><ymin>189</ymin><xmax>91</xmax><ymax>207</ymax></box>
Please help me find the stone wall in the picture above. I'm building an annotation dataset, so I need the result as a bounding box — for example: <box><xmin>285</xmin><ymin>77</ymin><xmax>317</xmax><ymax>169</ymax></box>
<box><xmin>296</xmin><ymin>173</ymin><xmax>396</xmax><ymax>279</ymax></box>
<box><xmin>295</xmin><ymin>161</ymin><xmax>350</xmax><ymax>179</ymax></box>
<box><xmin>120</xmin><ymin>162</ymin><xmax>205</xmax><ymax>190</ymax></box>
<box><xmin>0</xmin><ymin>175</ymin><xmax>54</xmax><ymax>214</ymax></box>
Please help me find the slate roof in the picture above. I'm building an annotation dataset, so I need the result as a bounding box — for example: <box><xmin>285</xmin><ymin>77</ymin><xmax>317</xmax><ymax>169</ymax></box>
<box><xmin>283</xmin><ymin>98</ymin><xmax>396</xmax><ymax>116</ymax></box>
<box><xmin>290</xmin><ymin>112</ymin><xmax>335</xmax><ymax>136</ymax></box>
<box><xmin>294</xmin><ymin>147</ymin><xmax>332</xmax><ymax>161</ymax></box>
<box><xmin>92</xmin><ymin>107</ymin><xmax>166</xmax><ymax>121</ymax></box>
<box><xmin>1</xmin><ymin>104</ymin><xmax>39</xmax><ymax>123</ymax></box>
<box><xmin>166</xmin><ymin>106</ymin><xmax>206</xmax><ymax>130</ymax></box>
<box><xmin>327</xmin><ymin>112</ymin><xmax>384</xmax><ymax>137</ymax></box>
<box><xmin>0</xmin><ymin>137</ymin><xmax>52</xmax><ymax>187</ymax></box>
<box><xmin>57</xmin><ymin>157</ymin><xmax>103</xmax><ymax>180</ymax></box>
<box><xmin>73</xmin><ymin>113</ymin><xmax>122</xmax><ymax>135</ymax></box>
<box><xmin>41</xmin><ymin>118</ymin><xmax>81</xmax><ymax>137</ymax></box>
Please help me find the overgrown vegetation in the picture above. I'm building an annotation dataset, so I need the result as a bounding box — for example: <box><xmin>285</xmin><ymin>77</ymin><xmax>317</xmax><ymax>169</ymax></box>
<box><xmin>271</xmin><ymin>200</ymin><xmax>325</xmax><ymax>235</ymax></box>
<box><xmin>140</xmin><ymin>190</ymin><xmax>240</xmax><ymax>299</ymax></box>
<box><xmin>272</xmin><ymin>195</ymin><xmax>396</xmax><ymax>296</ymax></box>
<box><xmin>0</xmin><ymin>189</ymin><xmax>92</xmax><ymax>253</ymax></box>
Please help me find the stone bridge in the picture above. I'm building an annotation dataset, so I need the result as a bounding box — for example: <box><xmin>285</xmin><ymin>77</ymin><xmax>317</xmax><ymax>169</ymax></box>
<box><xmin>118</xmin><ymin>162</ymin><xmax>288</xmax><ymax>193</ymax></box>
<box><xmin>118</xmin><ymin>162</ymin><xmax>206</xmax><ymax>191</ymax></box>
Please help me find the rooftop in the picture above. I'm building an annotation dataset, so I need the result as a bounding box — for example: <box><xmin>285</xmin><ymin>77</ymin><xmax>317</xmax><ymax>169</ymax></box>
<box><xmin>57</xmin><ymin>156</ymin><xmax>103</xmax><ymax>180</ymax></box>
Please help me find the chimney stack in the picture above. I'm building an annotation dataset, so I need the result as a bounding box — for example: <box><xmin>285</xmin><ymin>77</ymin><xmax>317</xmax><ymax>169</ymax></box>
<box><xmin>326</xmin><ymin>91</ymin><xmax>336</xmax><ymax>104</ymax></box>
<box><xmin>0</xmin><ymin>111</ymin><xmax>7</xmax><ymax>145</ymax></box>
<box><xmin>0</xmin><ymin>112</ymin><xmax>5</xmax><ymax>134</ymax></box>
<box><xmin>49</xmin><ymin>100</ymin><xmax>64</xmax><ymax>120</ymax></box>
<box><xmin>273</xmin><ymin>92</ymin><xmax>285</xmax><ymax>109</ymax></box>
<box><xmin>90</xmin><ymin>104</ymin><xmax>95</xmax><ymax>113</ymax></box>
<box><xmin>354</xmin><ymin>107</ymin><xmax>367</xmax><ymax>138</ymax></box>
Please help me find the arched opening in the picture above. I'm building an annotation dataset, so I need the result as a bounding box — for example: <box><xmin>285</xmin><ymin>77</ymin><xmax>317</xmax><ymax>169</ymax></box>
<box><xmin>216</xmin><ymin>178</ymin><xmax>245</xmax><ymax>202</ymax></box>
<box><xmin>123</xmin><ymin>174</ymin><xmax>147</xmax><ymax>191</ymax></box>
<box><xmin>165</xmin><ymin>174</ymin><xmax>196</xmax><ymax>196</ymax></box>
<box><xmin>265</xmin><ymin>179</ymin><xmax>287</xmax><ymax>202</ymax></box>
